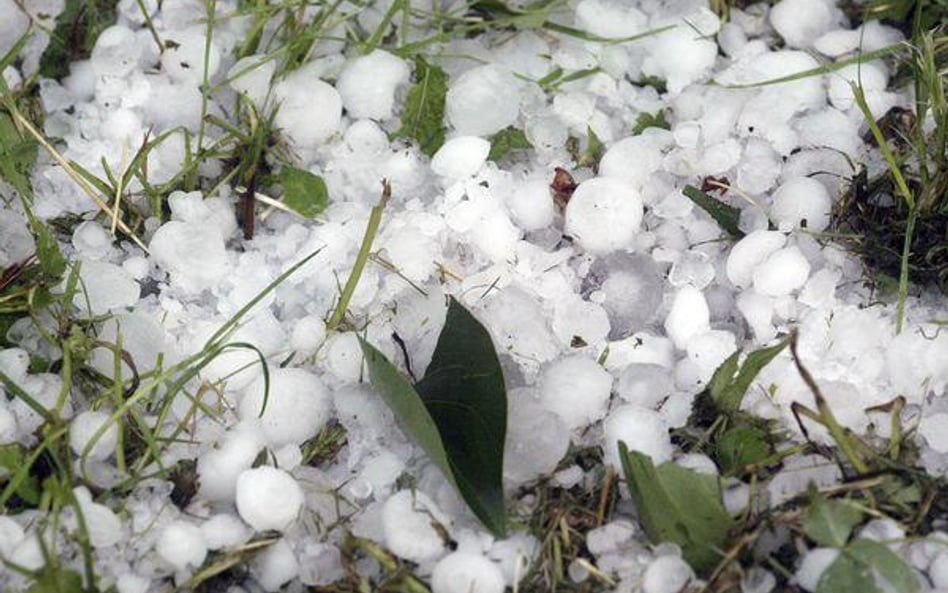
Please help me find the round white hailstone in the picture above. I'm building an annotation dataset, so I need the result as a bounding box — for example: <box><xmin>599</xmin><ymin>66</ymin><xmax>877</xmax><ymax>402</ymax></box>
<box><xmin>827</xmin><ymin>62</ymin><xmax>888</xmax><ymax>111</ymax></box>
<box><xmin>9</xmin><ymin>535</ymin><xmax>44</xmax><ymax>570</ymax></box>
<box><xmin>538</xmin><ymin>355</ymin><xmax>613</xmax><ymax>430</ymax></box>
<box><xmin>814</xmin><ymin>29</ymin><xmax>860</xmax><ymax>57</ymax></box>
<box><xmin>115</xmin><ymin>573</ymin><xmax>150</xmax><ymax>593</ymax></box>
<box><xmin>602</xmin><ymin>404</ymin><xmax>673</xmax><ymax>468</ymax></box>
<box><xmin>197</xmin><ymin>423</ymin><xmax>265</xmax><ymax>502</ymax></box>
<box><xmin>919</xmin><ymin>413</ymin><xmax>948</xmax><ymax>453</ymax></box>
<box><xmin>574</xmin><ymin>0</ymin><xmax>647</xmax><ymax>38</ymax></box>
<box><xmin>930</xmin><ymin>551</ymin><xmax>948</xmax><ymax>587</ymax></box>
<box><xmin>430</xmin><ymin>136</ymin><xmax>491</xmax><ymax>180</ymax></box>
<box><xmin>228</xmin><ymin>55</ymin><xmax>276</xmax><ymax>108</ymax></box>
<box><xmin>72</xmin><ymin>220</ymin><xmax>113</xmax><ymax>260</ymax></box>
<box><xmin>795</xmin><ymin>547</ymin><xmax>840</xmax><ymax>592</ymax></box>
<box><xmin>201</xmin><ymin>514</ymin><xmax>252</xmax><ymax>550</ymax></box>
<box><xmin>770</xmin><ymin>177</ymin><xmax>831</xmax><ymax>232</ymax></box>
<box><xmin>253</xmin><ymin>539</ymin><xmax>300</xmax><ymax>592</ymax></box>
<box><xmin>642</xmin><ymin>26</ymin><xmax>718</xmax><ymax>94</ymax></box>
<box><xmin>73</xmin><ymin>260</ymin><xmax>140</xmax><ymax>315</ymax></box>
<box><xmin>0</xmin><ymin>348</ymin><xmax>29</xmax><ymax>382</ymax></box>
<box><xmin>161</xmin><ymin>27</ymin><xmax>220</xmax><ymax>84</ymax></box>
<box><xmin>507</xmin><ymin>179</ymin><xmax>556</xmax><ymax>231</ymax></box>
<box><xmin>564</xmin><ymin>177</ymin><xmax>643</xmax><ymax>253</ymax></box>
<box><xmin>642</xmin><ymin>555</ymin><xmax>695</xmax><ymax>593</ymax></box>
<box><xmin>156</xmin><ymin>521</ymin><xmax>207</xmax><ymax>572</ymax></box>
<box><xmin>687</xmin><ymin>330</ymin><xmax>737</xmax><ymax>382</ymax></box>
<box><xmin>446</xmin><ymin>65</ymin><xmax>520</xmax><ymax>137</ymax></box>
<box><xmin>69</xmin><ymin>410</ymin><xmax>118</xmax><ymax>461</ymax></box>
<box><xmin>723</xmin><ymin>480</ymin><xmax>751</xmax><ymax>515</ymax></box>
<box><xmin>663</xmin><ymin>286</ymin><xmax>710</xmax><ymax>350</ymax></box>
<box><xmin>90</xmin><ymin>25</ymin><xmax>141</xmax><ymax>77</ymax></box>
<box><xmin>770</xmin><ymin>0</ymin><xmax>838</xmax><ymax>48</ymax></box>
<box><xmin>290</xmin><ymin>315</ymin><xmax>326</xmax><ymax>355</ymax></box>
<box><xmin>238</xmin><ymin>368</ymin><xmax>331</xmax><ymax>446</ymax></box>
<box><xmin>100</xmin><ymin>108</ymin><xmax>144</xmax><ymax>144</ymax></box>
<box><xmin>236</xmin><ymin>466</ymin><xmax>304</xmax><ymax>532</ymax></box>
<box><xmin>736</xmin><ymin>290</ymin><xmax>776</xmax><ymax>344</ymax></box>
<box><xmin>324</xmin><ymin>332</ymin><xmax>364</xmax><ymax>382</ymax></box>
<box><xmin>382</xmin><ymin>490</ymin><xmax>452</xmax><ymax>563</ymax></box>
<box><xmin>431</xmin><ymin>551</ymin><xmax>505</xmax><ymax>593</ymax></box>
<box><xmin>598</xmin><ymin>132</ymin><xmax>675</xmax><ymax>190</ymax></box>
<box><xmin>676</xmin><ymin>453</ymin><xmax>718</xmax><ymax>475</ymax></box>
<box><xmin>504</xmin><ymin>392</ymin><xmax>570</xmax><ymax>484</ymax></box>
<box><xmin>273</xmin><ymin>66</ymin><xmax>342</xmax><ymax>147</ymax></box>
<box><xmin>726</xmin><ymin>231</ymin><xmax>787</xmax><ymax>289</ymax></box>
<box><xmin>0</xmin><ymin>406</ymin><xmax>16</xmax><ymax>444</ymax></box>
<box><xmin>551</xmin><ymin>297</ymin><xmax>610</xmax><ymax>347</ymax></box>
<box><xmin>752</xmin><ymin>246</ymin><xmax>811</xmax><ymax>297</ymax></box>
<box><xmin>73</xmin><ymin>487</ymin><xmax>123</xmax><ymax>548</ymax></box>
<box><xmin>0</xmin><ymin>515</ymin><xmax>25</xmax><ymax>558</ymax></box>
<box><xmin>150</xmin><ymin>221</ymin><xmax>228</xmax><ymax>293</ymax></box>
<box><xmin>617</xmin><ymin>364</ymin><xmax>674</xmax><ymax>409</ymax></box>
<box><xmin>336</xmin><ymin>50</ymin><xmax>410</xmax><ymax>120</ymax></box>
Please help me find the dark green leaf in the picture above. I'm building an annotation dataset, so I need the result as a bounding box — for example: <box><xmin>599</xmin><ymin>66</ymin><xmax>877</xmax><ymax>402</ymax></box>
<box><xmin>817</xmin><ymin>550</ymin><xmax>879</xmax><ymax>593</ymax></box>
<box><xmin>414</xmin><ymin>297</ymin><xmax>508</xmax><ymax>536</ymax></box>
<box><xmin>0</xmin><ymin>111</ymin><xmax>37</xmax><ymax>200</ymax></box>
<box><xmin>710</xmin><ymin>338</ymin><xmax>789</xmax><ymax>413</ymax></box>
<box><xmin>632</xmin><ymin>110</ymin><xmax>670</xmax><ymax>135</ymax></box>
<box><xmin>488</xmin><ymin>127</ymin><xmax>532</xmax><ymax>161</ymax></box>
<box><xmin>618</xmin><ymin>442</ymin><xmax>733</xmax><ymax>573</ymax></box>
<box><xmin>804</xmin><ymin>494</ymin><xmax>864</xmax><ymax>548</ymax></box>
<box><xmin>278</xmin><ymin>166</ymin><xmax>329</xmax><ymax>218</ymax></box>
<box><xmin>30</xmin><ymin>217</ymin><xmax>67</xmax><ymax>280</ymax></box>
<box><xmin>26</xmin><ymin>566</ymin><xmax>87</xmax><ymax>593</ymax></box>
<box><xmin>359</xmin><ymin>297</ymin><xmax>508</xmax><ymax>536</ymax></box>
<box><xmin>586</xmin><ymin>126</ymin><xmax>605</xmax><ymax>164</ymax></box>
<box><xmin>681</xmin><ymin>185</ymin><xmax>744</xmax><ymax>239</ymax></box>
<box><xmin>715</xmin><ymin>425</ymin><xmax>770</xmax><ymax>474</ymax></box>
<box><xmin>393</xmin><ymin>56</ymin><xmax>448</xmax><ymax>157</ymax></box>
<box><xmin>848</xmin><ymin>538</ymin><xmax>919</xmax><ymax>593</ymax></box>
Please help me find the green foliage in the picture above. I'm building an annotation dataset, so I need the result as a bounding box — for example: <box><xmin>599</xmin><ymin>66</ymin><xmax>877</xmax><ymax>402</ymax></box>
<box><xmin>715</xmin><ymin>425</ymin><xmax>770</xmax><ymax>474</ymax></box>
<box><xmin>710</xmin><ymin>338</ymin><xmax>789</xmax><ymax>413</ymax></box>
<box><xmin>360</xmin><ymin>297</ymin><xmax>508</xmax><ymax>536</ymax></box>
<box><xmin>804</xmin><ymin>493</ymin><xmax>864</xmax><ymax>548</ymax></box>
<box><xmin>681</xmin><ymin>185</ymin><xmax>744</xmax><ymax>240</ymax></box>
<box><xmin>618</xmin><ymin>442</ymin><xmax>733</xmax><ymax>574</ymax></box>
<box><xmin>631</xmin><ymin>109</ymin><xmax>670</xmax><ymax>135</ymax></box>
<box><xmin>39</xmin><ymin>0</ymin><xmax>119</xmax><ymax>80</ymax></box>
<box><xmin>393</xmin><ymin>56</ymin><xmax>448</xmax><ymax>157</ymax></box>
<box><xmin>818</xmin><ymin>538</ymin><xmax>920</xmax><ymax>593</ymax></box>
<box><xmin>25</xmin><ymin>566</ymin><xmax>88</xmax><ymax>593</ymax></box>
<box><xmin>488</xmin><ymin>127</ymin><xmax>532</xmax><ymax>161</ymax></box>
<box><xmin>0</xmin><ymin>111</ymin><xmax>38</xmax><ymax>200</ymax></box>
<box><xmin>277</xmin><ymin>166</ymin><xmax>329</xmax><ymax>218</ymax></box>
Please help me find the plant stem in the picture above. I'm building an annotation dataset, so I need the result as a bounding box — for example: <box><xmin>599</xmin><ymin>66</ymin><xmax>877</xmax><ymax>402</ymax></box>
<box><xmin>327</xmin><ymin>180</ymin><xmax>391</xmax><ymax>331</ymax></box>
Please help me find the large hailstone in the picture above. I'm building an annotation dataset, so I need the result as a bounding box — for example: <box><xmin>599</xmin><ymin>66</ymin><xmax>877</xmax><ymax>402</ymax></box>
<box><xmin>770</xmin><ymin>176</ymin><xmax>831</xmax><ymax>232</ymax></box>
<box><xmin>564</xmin><ymin>177</ymin><xmax>643</xmax><ymax>253</ymax></box>
<box><xmin>446</xmin><ymin>65</ymin><xmax>520</xmax><ymax>137</ymax></box>
<box><xmin>235</xmin><ymin>466</ymin><xmax>304</xmax><ymax>532</ymax></box>
<box><xmin>381</xmin><ymin>490</ymin><xmax>452</xmax><ymax>563</ymax></box>
<box><xmin>272</xmin><ymin>64</ymin><xmax>342</xmax><ymax>147</ymax></box>
<box><xmin>537</xmin><ymin>355</ymin><xmax>613</xmax><ymax>430</ymax></box>
<box><xmin>336</xmin><ymin>50</ymin><xmax>409</xmax><ymax>120</ymax></box>
<box><xmin>149</xmin><ymin>221</ymin><xmax>228</xmax><ymax>293</ymax></box>
<box><xmin>238</xmin><ymin>368</ymin><xmax>332</xmax><ymax>446</ymax></box>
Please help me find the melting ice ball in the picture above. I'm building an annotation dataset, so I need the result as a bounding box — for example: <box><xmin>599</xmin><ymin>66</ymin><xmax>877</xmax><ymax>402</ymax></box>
<box><xmin>564</xmin><ymin>177</ymin><xmax>643</xmax><ymax>253</ymax></box>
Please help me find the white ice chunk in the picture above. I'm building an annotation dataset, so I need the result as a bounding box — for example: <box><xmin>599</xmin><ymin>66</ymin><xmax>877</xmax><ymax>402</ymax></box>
<box><xmin>337</xmin><ymin>50</ymin><xmax>409</xmax><ymax>120</ymax></box>
<box><xmin>538</xmin><ymin>355</ymin><xmax>613</xmax><ymax>430</ymax></box>
<box><xmin>504</xmin><ymin>389</ymin><xmax>570</xmax><ymax>484</ymax></box>
<box><xmin>156</xmin><ymin>521</ymin><xmax>207</xmax><ymax>572</ymax></box>
<box><xmin>252</xmin><ymin>539</ymin><xmax>300</xmax><ymax>592</ymax></box>
<box><xmin>69</xmin><ymin>410</ymin><xmax>118</xmax><ymax>461</ymax></box>
<box><xmin>574</xmin><ymin>0</ymin><xmax>647</xmax><ymax>39</ymax></box>
<box><xmin>150</xmin><ymin>221</ymin><xmax>228</xmax><ymax>293</ymax></box>
<box><xmin>161</xmin><ymin>27</ymin><xmax>220</xmax><ymax>84</ymax></box>
<box><xmin>664</xmin><ymin>285</ymin><xmax>710</xmax><ymax>349</ymax></box>
<box><xmin>795</xmin><ymin>547</ymin><xmax>840</xmax><ymax>592</ymax></box>
<box><xmin>770</xmin><ymin>177</ymin><xmax>831</xmax><ymax>232</ymax></box>
<box><xmin>770</xmin><ymin>0</ymin><xmax>840</xmax><ymax>48</ymax></box>
<box><xmin>430</xmin><ymin>136</ymin><xmax>490</xmax><ymax>180</ymax></box>
<box><xmin>228</xmin><ymin>55</ymin><xmax>276</xmax><ymax>108</ymax></box>
<box><xmin>238</xmin><ymin>368</ymin><xmax>332</xmax><ymax>446</ymax></box>
<box><xmin>273</xmin><ymin>65</ymin><xmax>342</xmax><ymax>147</ymax></box>
<box><xmin>598</xmin><ymin>131</ymin><xmax>675</xmax><ymax>191</ymax></box>
<box><xmin>71</xmin><ymin>221</ymin><xmax>113</xmax><ymax>260</ymax></box>
<box><xmin>564</xmin><ymin>177</ymin><xmax>643</xmax><ymax>253</ymax></box>
<box><xmin>197</xmin><ymin>422</ymin><xmax>266</xmax><ymax>502</ymax></box>
<box><xmin>90</xmin><ymin>25</ymin><xmax>141</xmax><ymax>77</ymax></box>
<box><xmin>432</xmin><ymin>551</ymin><xmax>505</xmax><ymax>593</ymax></box>
<box><xmin>602</xmin><ymin>404</ymin><xmax>673</xmax><ymax>467</ymax></box>
<box><xmin>74</xmin><ymin>260</ymin><xmax>140</xmax><ymax>315</ymax></box>
<box><xmin>446</xmin><ymin>65</ymin><xmax>520</xmax><ymax>137</ymax></box>
<box><xmin>200</xmin><ymin>514</ymin><xmax>251</xmax><ymax>550</ymax></box>
<box><xmin>507</xmin><ymin>178</ymin><xmax>555</xmax><ymax>231</ymax></box>
<box><xmin>642</xmin><ymin>555</ymin><xmax>695</xmax><ymax>593</ymax></box>
<box><xmin>73</xmin><ymin>487</ymin><xmax>122</xmax><ymax>548</ymax></box>
<box><xmin>827</xmin><ymin>62</ymin><xmax>888</xmax><ymax>111</ymax></box>
<box><xmin>382</xmin><ymin>490</ymin><xmax>451</xmax><ymax>563</ymax></box>
<box><xmin>726</xmin><ymin>230</ymin><xmax>787</xmax><ymax>289</ymax></box>
<box><xmin>236</xmin><ymin>466</ymin><xmax>304</xmax><ymax>532</ymax></box>
<box><xmin>752</xmin><ymin>246</ymin><xmax>811</xmax><ymax>296</ymax></box>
